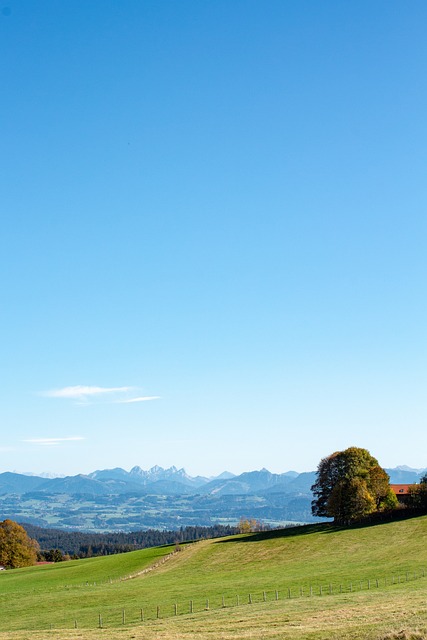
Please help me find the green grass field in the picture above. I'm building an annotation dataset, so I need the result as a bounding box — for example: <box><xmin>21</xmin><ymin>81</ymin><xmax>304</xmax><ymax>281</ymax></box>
<box><xmin>1</xmin><ymin>516</ymin><xmax>427</xmax><ymax>639</ymax></box>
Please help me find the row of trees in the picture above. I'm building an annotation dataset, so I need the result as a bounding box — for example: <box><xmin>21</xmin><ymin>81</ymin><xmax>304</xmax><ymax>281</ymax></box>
<box><xmin>1</xmin><ymin>521</ymin><xmax>243</xmax><ymax>567</ymax></box>
<box><xmin>23</xmin><ymin>523</ymin><xmax>239</xmax><ymax>558</ymax></box>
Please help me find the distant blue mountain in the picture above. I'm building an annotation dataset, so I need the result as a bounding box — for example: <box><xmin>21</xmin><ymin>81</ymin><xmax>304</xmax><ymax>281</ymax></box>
<box><xmin>0</xmin><ymin>472</ymin><xmax>46</xmax><ymax>494</ymax></box>
<box><xmin>385</xmin><ymin>467</ymin><xmax>425</xmax><ymax>484</ymax></box>
<box><xmin>1</xmin><ymin>464</ymin><xmax>424</xmax><ymax>498</ymax></box>
<box><xmin>0</xmin><ymin>464</ymin><xmax>424</xmax><ymax>533</ymax></box>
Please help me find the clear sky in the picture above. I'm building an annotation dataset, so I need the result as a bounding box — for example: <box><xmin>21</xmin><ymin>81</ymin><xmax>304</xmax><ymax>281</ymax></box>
<box><xmin>1</xmin><ymin>1</ymin><xmax>426</xmax><ymax>478</ymax></box>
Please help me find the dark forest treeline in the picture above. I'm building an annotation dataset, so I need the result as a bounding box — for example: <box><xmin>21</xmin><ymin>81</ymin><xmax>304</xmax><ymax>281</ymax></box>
<box><xmin>21</xmin><ymin>523</ymin><xmax>239</xmax><ymax>558</ymax></box>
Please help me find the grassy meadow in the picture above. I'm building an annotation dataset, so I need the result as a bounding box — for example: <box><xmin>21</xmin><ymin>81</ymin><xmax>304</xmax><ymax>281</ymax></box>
<box><xmin>1</xmin><ymin>516</ymin><xmax>427</xmax><ymax>639</ymax></box>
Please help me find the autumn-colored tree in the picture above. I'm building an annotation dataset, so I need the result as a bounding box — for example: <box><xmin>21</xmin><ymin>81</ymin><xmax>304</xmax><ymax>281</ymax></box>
<box><xmin>238</xmin><ymin>518</ymin><xmax>262</xmax><ymax>533</ymax></box>
<box><xmin>0</xmin><ymin>520</ymin><xmax>39</xmax><ymax>569</ymax></box>
<box><xmin>311</xmin><ymin>447</ymin><xmax>391</xmax><ymax>525</ymax></box>
<box><xmin>326</xmin><ymin>476</ymin><xmax>376</xmax><ymax>524</ymax></box>
<box><xmin>367</xmin><ymin>465</ymin><xmax>390</xmax><ymax>508</ymax></box>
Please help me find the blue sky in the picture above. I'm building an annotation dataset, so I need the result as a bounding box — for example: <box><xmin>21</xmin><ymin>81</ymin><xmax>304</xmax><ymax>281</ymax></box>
<box><xmin>1</xmin><ymin>1</ymin><xmax>426</xmax><ymax>477</ymax></box>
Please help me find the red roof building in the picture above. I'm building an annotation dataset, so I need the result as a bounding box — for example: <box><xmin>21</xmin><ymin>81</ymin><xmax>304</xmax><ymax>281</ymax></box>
<box><xmin>390</xmin><ymin>484</ymin><xmax>414</xmax><ymax>504</ymax></box>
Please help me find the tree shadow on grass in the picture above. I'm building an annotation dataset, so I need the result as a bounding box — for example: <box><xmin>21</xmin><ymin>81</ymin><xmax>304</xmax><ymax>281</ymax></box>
<box><xmin>214</xmin><ymin>522</ymin><xmax>333</xmax><ymax>544</ymax></box>
<box><xmin>215</xmin><ymin>512</ymin><xmax>427</xmax><ymax>544</ymax></box>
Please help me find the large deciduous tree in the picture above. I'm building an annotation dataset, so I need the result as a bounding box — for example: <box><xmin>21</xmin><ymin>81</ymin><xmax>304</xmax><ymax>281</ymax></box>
<box><xmin>0</xmin><ymin>520</ymin><xmax>39</xmax><ymax>569</ymax></box>
<box><xmin>311</xmin><ymin>447</ymin><xmax>390</xmax><ymax>525</ymax></box>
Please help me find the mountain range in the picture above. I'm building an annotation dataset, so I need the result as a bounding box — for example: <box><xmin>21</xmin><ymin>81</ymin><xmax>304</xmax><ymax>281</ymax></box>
<box><xmin>0</xmin><ymin>465</ymin><xmax>308</xmax><ymax>497</ymax></box>
<box><xmin>2</xmin><ymin>464</ymin><xmax>424</xmax><ymax>497</ymax></box>
<box><xmin>0</xmin><ymin>465</ymin><xmax>424</xmax><ymax>533</ymax></box>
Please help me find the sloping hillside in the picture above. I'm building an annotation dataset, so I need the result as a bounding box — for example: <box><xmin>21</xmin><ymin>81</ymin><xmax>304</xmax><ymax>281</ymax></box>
<box><xmin>1</xmin><ymin>516</ymin><xmax>427</xmax><ymax>639</ymax></box>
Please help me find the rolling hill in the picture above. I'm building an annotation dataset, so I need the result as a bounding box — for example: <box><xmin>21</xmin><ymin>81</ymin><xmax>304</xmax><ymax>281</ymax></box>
<box><xmin>0</xmin><ymin>515</ymin><xmax>427</xmax><ymax>639</ymax></box>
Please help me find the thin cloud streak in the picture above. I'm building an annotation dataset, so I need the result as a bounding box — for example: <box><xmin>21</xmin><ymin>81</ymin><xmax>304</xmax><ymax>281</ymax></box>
<box><xmin>41</xmin><ymin>385</ymin><xmax>160</xmax><ymax>405</ymax></box>
<box><xmin>43</xmin><ymin>385</ymin><xmax>133</xmax><ymax>399</ymax></box>
<box><xmin>24</xmin><ymin>437</ymin><xmax>85</xmax><ymax>447</ymax></box>
<box><xmin>115</xmin><ymin>396</ymin><xmax>161</xmax><ymax>404</ymax></box>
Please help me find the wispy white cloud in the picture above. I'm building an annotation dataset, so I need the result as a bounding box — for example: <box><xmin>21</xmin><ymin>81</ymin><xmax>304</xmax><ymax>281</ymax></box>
<box><xmin>23</xmin><ymin>437</ymin><xmax>85</xmax><ymax>447</ymax></box>
<box><xmin>43</xmin><ymin>385</ymin><xmax>133</xmax><ymax>400</ymax></box>
<box><xmin>41</xmin><ymin>385</ymin><xmax>160</xmax><ymax>405</ymax></box>
<box><xmin>114</xmin><ymin>396</ymin><xmax>161</xmax><ymax>404</ymax></box>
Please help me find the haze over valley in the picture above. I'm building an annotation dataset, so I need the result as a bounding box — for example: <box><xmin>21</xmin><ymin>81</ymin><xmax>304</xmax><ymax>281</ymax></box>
<box><xmin>1</xmin><ymin>464</ymin><xmax>424</xmax><ymax>532</ymax></box>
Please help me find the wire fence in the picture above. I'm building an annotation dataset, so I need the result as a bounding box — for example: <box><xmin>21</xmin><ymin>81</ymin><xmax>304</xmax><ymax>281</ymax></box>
<box><xmin>41</xmin><ymin>567</ymin><xmax>426</xmax><ymax>630</ymax></box>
